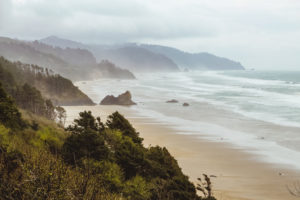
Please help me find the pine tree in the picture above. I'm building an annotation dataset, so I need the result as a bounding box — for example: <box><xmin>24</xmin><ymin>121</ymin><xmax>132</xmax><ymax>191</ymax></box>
<box><xmin>0</xmin><ymin>83</ymin><xmax>26</xmax><ymax>129</ymax></box>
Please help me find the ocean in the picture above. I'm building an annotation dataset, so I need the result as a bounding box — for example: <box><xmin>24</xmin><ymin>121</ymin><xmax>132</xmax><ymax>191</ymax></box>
<box><xmin>75</xmin><ymin>70</ymin><xmax>300</xmax><ymax>169</ymax></box>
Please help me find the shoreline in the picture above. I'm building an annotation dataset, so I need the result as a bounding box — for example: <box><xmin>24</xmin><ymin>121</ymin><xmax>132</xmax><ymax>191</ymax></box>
<box><xmin>64</xmin><ymin>105</ymin><xmax>300</xmax><ymax>200</ymax></box>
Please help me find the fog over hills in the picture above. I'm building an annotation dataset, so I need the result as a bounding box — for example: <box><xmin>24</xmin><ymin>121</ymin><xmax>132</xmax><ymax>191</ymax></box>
<box><xmin>41</xmin><ymin>36</ymin><xmax>180</xmax><ymax>72</ymax></box>
<box><xmin>139</xmin><ymin>44</ymin><xmax>244</xmax><ymax>70</ymax></box>
<box><xmin>40</xmin><ymin>36</ymin><xmax>245</xmax><ymax>71</ymax></box>
<box><xmin>29</xmin><ymin>40</ymin><xmax>97</xmax><ymax>67</ymax></box>
<box><xmin>0</xmin><ymin>37</ymin><xmax>75</xmax><ymax>77</ymax></box>
<box><xmin>0</xmin><ymin>36</ymin><xmax>135</xmax><ymax>80</ymax></box>
<box><xmin>0</xmin><ymin>35</ymin><xmax>245</xmax><ymax>83</ymax></box>
<box><xmin>89</xmin><ymin>45</ymin><xmax>180</xmax><ymax>72</ymax></box>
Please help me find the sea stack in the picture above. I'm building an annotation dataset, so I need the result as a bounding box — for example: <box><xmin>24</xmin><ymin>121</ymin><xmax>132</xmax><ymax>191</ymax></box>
<box><xmin>183</xmin><ymin>103</ymin><xmax>190</xmax><ymax>107</ymax></box>
<box><xmin>100</xmin><ymin>91</ymin><xmax>136</xmax><ymax>105</ymax></box>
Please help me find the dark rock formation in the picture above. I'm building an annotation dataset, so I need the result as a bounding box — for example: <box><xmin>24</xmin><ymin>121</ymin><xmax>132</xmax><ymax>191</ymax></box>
<box><xmin>183</xmin><ymin>103</ymin><xmax>190</xmax><ymax>106</ymax></box>
<box><xmin>166</xmin><ymin>99</ymin><xmax>179</xmax><ymax>103</ymax></box>
<box><xmin>100</xmin><ymin>91</ymin><xmax>136</xmax><ymax>105</ymax></box>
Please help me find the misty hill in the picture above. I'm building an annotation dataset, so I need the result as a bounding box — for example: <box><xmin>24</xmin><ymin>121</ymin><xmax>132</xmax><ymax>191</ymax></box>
<box><xmin>89</xmin><ymin>46</ymin><xmax>180</xmax><ymax>72</ymax></box>
<box><xmin>0</xmin><ymin>56</ymin><xmax>94</xmax><ymax>106</ymax></box>
<box><xmin>139</xmin><ymin>44</ymin><xmax>244</xmax><ymax>70</ymax></box>
<box><xmin>0</xmin><ymin>37</ymin><xmax>75</xmax><ymax>77</ymax></box>
<box><xmin>0</xmin><ymin>37</ymin><xmax>136</xmax><ymax>80</ymax></box>
<box><xmin>29</xmin><ymin>40</ymin><xmax>97</xmax><ymax>67</ymax></box>
<box><xmin>41</xmin><ymin>36</ymin><xmax>180</xmax><ymax>72</ymax></box>
<box><xmin>39</xmin><ymin>36</ymin><xmax>244</xmax><ymax>71</ymax></box>
<box><xmin>40</xmin><ymin>35</ymin><xmax>87</xmax><ymax>49</ymax></box>
<box><xmin>96</xmin><ymin>60</ymin><xmax>136</xmax><ymax>79</ymax></box>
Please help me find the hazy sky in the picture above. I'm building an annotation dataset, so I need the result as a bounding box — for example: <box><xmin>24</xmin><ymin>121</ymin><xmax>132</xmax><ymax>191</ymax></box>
<box><xmin>0</xmin><ymin>0</ymin><xmax>300</xmax><ymax>69</ymax></box>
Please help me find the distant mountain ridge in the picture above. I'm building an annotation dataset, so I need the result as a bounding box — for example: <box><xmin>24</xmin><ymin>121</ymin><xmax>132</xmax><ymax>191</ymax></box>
<box><xmin>29</xmin><ymin>40</ymin><xmax>97</xmax><ymax>67</ymax></box>
<box><xmin>139</xmin><ymin>44</ymin><xmax>244</xmax><ymax>70</ymax></box>
<box><xmin>89</xmin><ymin>46</ymin><xmax>179</xmax><ymax>72</ymax></box>
<box><xmin>0</xmin><ymin>36</ymin><xmax>135</xmax><ymax>80</ymax></box>
<box><xmin>41</xmin><ymin>36</ymin><xmax>180</xmax><ymax>72</ymax></box>
<box><xmin>39</xmin><ymin>36</ymin><xmax>245</xmax><ymax>71</ymax></box>
<box><xmin>40</xmin><ymin>36</ymin><xmax>87</xmax><ymax>49</ymax></box>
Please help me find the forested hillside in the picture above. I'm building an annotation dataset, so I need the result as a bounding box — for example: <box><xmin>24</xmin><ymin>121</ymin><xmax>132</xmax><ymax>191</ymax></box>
<box><xmin>0</xmin><ymin>57</ymin><xmax>94</xmax><ymax>106</ymax></box>
<box><xmin>96</xmin><ymin>60</ymin><xmax>136</xmax><ymax>79</ymax></box>
<box><xmin>29</xmin><ymin>40</ymin><xmax>97</xmax><ymax>67</ymax></box>
<box><xmin>0</xmin><ymin>83</ymin><xmax>216</xmax><ymax>200</ymax></box>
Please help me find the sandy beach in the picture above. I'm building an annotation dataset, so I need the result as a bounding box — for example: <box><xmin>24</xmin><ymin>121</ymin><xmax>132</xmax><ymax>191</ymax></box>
<box><xmin>64</xmin><ymin>105</ymin><xmax>300</xmax><ymax>200</ymax></box>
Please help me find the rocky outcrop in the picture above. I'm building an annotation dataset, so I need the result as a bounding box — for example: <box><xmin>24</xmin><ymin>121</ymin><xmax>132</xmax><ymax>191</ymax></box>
<box><xmin>166</xmin><ymin>99</ymin><xmax>179</xmax><ymax>103</ymax></box>
<box><xmin>100</xmin><ymin>91</ymin><xmax>136</xmax><ymax>105</ymax></box>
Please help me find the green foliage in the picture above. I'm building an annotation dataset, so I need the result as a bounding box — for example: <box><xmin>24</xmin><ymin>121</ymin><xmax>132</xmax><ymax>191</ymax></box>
<box><xmin>145</xmin><ymin>146</ymin><xmax>182</xmax><ymax>179</ymax></box>
<box><xmin>106</xmin><ymin>111</ymin><xmax>143</xmax><ymax>144</ymax></box>
<box><xmin>63</xmin><ymin>111</ymin><xmax>109</xmax><ymax>165</ymax></box>
<box><xmin>114</xmin><ymin>136</ymin><xmax>146</xmax><ymax>179</ymax></box>
<box><xmin>14</xmin><ymin>83</ymin><xmax>56</xmax><ymax>119</ymax></box>
<box><xmin>56</xmin><ymin>106</ymin><xmax>66</xmax><ymax>127</ymax></box>
<box><xmin>0</xmin><ymin>83</ymin><xmax>26</xmax><ymax>130</ymax></box>
<box><xmin>71</xmin><ymin>110</ymin><xmax>104</xmax><ymax>131</ymax></box>
<box><xmin>164</xmin><ymin>175</ymin><xmax>199</xmax><ymax>200</ymax></box>
<box><xmin>144</xmin><ymin>146</ymin><xmax>200</xmax><ymax>200</ymax></box>
<box><xmin>0</xmin><ymin>62</ymin><xmax>16</xmax><ymax>94</ymax></box>
<box><xmin>62</xmin><ymin>130</ymin><xmax>110</xmax><ymax>165</ymax></box>
<box><xmin>0</xmin><ymin>125</ymin><xmax>10</xmax><ymax>147</ymax></box>
<box><xmin>87</xmin><ymin>160</ymin><xmax>124</xmax><ymax>192</ymax></box>
<box><xmin>0</xmin><ymin>59</ymin><xmax>57</xmax><ymax>120</ymax></box>
<box><xmin>34</xmin><ymin>127</ymin><xmax>64</xmax><ymax>153</ymax></box>
<box><xmin>123</xmin><ymin>176</ymin><xmax>151</xmax><ymax>200</ymax></box>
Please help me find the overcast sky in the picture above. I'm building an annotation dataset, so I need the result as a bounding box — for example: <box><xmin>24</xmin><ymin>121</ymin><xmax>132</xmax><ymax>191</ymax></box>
<box><xmin>0</xmin><ymin>0</ymin><xmax>299</xmax><ymax>69</ymax></box>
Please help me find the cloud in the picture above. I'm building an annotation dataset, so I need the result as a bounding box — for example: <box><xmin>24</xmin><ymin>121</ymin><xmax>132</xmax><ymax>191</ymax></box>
<box><xmin>2</xmin><ymin>0</ymin><xmax>219</xmax><ymax>41</ymax></box>
<box><xmin>1</xmin><ymin>0</ymin><xmax>300</xmax><ymax>69</ymax></box>
<box><xmin>0</xmin><ymin>0</ymin><xmax>12</xmax><ymax>29</ymax></box>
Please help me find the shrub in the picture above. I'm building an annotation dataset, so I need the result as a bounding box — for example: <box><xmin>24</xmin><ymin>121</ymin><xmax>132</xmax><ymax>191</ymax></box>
<box><xmin>106</xmin><ymin>111</ymin><xmax>143</xmax><ymax>144</ymax></box>
<box><xmin>114</xmin><ymin>136</ymin><xmax>146</xmax><ymax>179</ymax></box>
<box><xmin>123</xmin><ymin>176</ymin><xmax>151</xmax><ymax>200</ymax></box>
<box><xmin>62</xmin><ymin>130</ymin><xmax>110</xmax><ymax>165</ymax></box>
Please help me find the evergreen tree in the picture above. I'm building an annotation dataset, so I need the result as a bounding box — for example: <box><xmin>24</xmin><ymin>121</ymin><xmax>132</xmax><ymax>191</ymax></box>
<box><xmin>0</xmin><ymin>83</ymin><xmax>26</xmax><ymax>130</ymax></box>
<box><xmin>63</xmin><ymin>111</ymin><xmax>109</xmax><ymax>165</ymax></box>
<box><xmin>106</xmin><ymin>111</ymin><xmax>143</xmax><ymax>144</ymax></box>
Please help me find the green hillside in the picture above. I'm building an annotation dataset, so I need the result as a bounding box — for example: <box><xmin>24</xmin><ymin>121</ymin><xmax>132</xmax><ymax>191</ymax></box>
<box><xmin>0</xmin><ymin>83</ymin><xmax>215</xmax><ymax>200</ymax></box>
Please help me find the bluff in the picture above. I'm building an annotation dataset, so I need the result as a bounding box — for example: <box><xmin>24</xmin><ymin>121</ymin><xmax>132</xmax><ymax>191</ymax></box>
<box><xmin>0</xmin><ymin>57</ymin><xmax>94</xmax><ymax>106</ymax></box>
